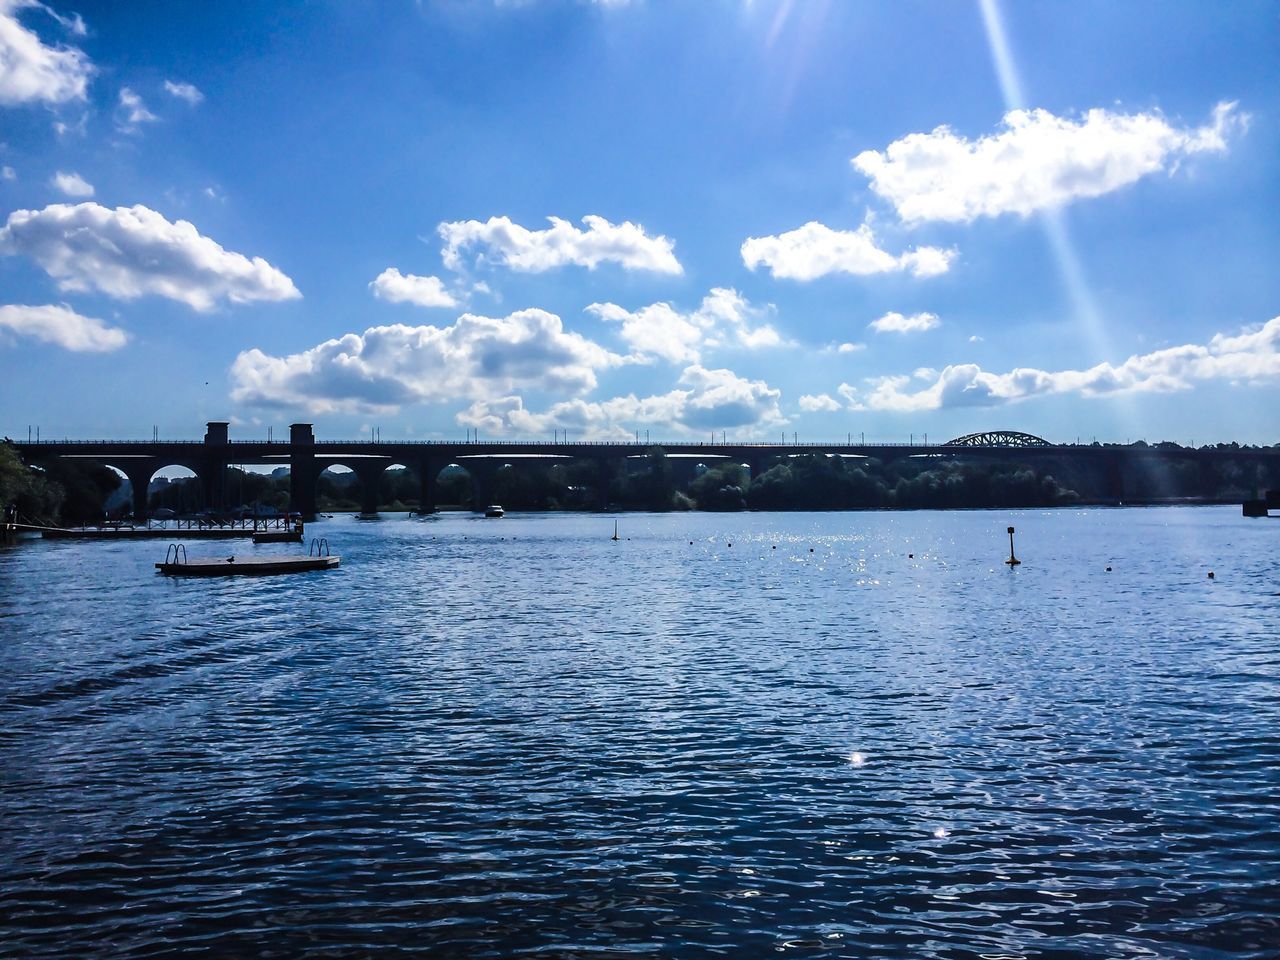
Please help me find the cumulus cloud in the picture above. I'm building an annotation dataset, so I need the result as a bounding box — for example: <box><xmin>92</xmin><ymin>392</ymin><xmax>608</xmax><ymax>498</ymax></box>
<box><xmin>369</xmin><ymin>267</ymin><xmax>458</xmax><ymax>309</ymax></box>
<box><xmin>869</xmin><ymin>310</ymin><xmax>940</xmax><ymax>334</ymax></box>
<box><xmin>821</xmin><ymin>341</ymin><xmax>866</xmax><ymax>355</ymax></box>
<box><xmin>587</xmin><ymin>287</ymin><xmax>781</xmax><ymax>364</ymax></box>
<box><xmin>163</xmin><ymin>79</ymin><xmax>203</xmax><ymax>104</ymax></box>
<box><xmin>439</xmin><ymin>214</ymin><xmax>682</xmax><ymax>274</ymax></box>
<box><xmin>2</xmin><ymin>165</ymin><xmax>15</xmax><ymax>180</ymax></box>
<box><xmin>741</xmin><ymin>221</ymin><xmax>954</xmax><ymax>280</ymax></box>
<box><xmin>0</xmin><ymin>202</ymin><xmax>301</xmax><ymax>310</ymax></box>
<box><xmin>853</xmin><ymin>102</ymin><xmax>1245</xmax><ymax>224</ymax></box>
<box><xmin>0</xmin><ymin>302</ymin><xmax>126</xmax><ymax>351</ymax></box>
<box><xmin>0</xmin><ymin>0</ymin><xmax>92</xmax><ymax>106</ymax></box>
<box><xmin>230</xmin><ymin>309</ymin><xmax>627</xmax><ymax>414</ymax></box>
<box><xmin>798</xmin><ymin>393</ymin><xmax>840</xmax><ymax>412</ymax></box>
<box><xmin>457</xmin><ymin>364</ymin><xmax>784</xmax><ymax>438</ymax></box>
<box><xmin>116</xmin><ymin>86</ymin><xmax>157</xmax><ymax>131</ymax></box>
<box><xmin>836</xmin><ymin>316</ymin><xmax>1280</xmax><ymax>412</ymax></box>
<box><xmin>49</xmin><ymin>169</ymin><xmax>91</xmax><ymax>196</ymax></box>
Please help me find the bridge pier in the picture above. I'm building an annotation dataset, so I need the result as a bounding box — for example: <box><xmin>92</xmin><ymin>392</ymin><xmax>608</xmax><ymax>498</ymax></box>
<box><xmin>289</xmin><ymin>423</ymin><xmax>317</xmax><ymax>519</ymax></box>
<box><xmin>467</xmin><ymin>460</ymin><xmax>499</xmax><ymax>511</ymax></box>
<box><xmin>122</xmin><ymin>463</ymin><xmax>155</xmax><ymax>520</ymax></box>
<box><xmin>197</xmin><ymin>461</ymin><xmax>225</xmax><ymax>512</ymax></box>
<box><xmin>594</xmin><ymin>456</ymin><xmax>619</xmax><ymax>509</ymax></box>
<box><xmin>747</xmin><ymin>455</ymin><xmax>774</xmax><ymax>480</ymax></box>
<box><xmin>417</xmin><ymin>458</ymin><xmax>441</xmax><ymax>514</ymax></box>
<box><xmin>354</xmin><ymin>463</ymin><xmax>386</xmax><ymax>515</ymax></box>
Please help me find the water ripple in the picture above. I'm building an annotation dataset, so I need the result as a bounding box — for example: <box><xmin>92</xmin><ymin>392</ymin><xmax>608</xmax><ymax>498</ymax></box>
<box><xmin>1</xmin><ymin>507</ymin><xmax>1277</xmax><ymax>958</ymax></box>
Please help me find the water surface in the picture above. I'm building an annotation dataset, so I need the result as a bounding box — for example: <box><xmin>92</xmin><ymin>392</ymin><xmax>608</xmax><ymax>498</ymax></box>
<box><xmin>1</xmin><ymin>507</ymin><xmax>1278</xmax><ymax>958</ymax></box>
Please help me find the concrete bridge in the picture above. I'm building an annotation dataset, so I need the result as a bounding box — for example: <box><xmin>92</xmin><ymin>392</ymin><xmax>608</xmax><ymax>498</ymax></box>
<box><xmin>9</xmin><ymin>423</ymin><xmax>1278</xmax><ymax>519</ymax></box>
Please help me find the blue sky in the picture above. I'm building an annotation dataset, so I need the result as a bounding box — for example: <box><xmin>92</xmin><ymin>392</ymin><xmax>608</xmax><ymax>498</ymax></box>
<box><xmin>1</xmin><ymin>0</ymin><xmax>1277</xmax><ymax>444</ymax></box>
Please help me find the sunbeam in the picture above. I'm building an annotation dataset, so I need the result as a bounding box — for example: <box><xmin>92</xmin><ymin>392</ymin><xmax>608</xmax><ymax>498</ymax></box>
<box><xmin>977</xmin><ymin>0</ymin><xmax>1118</xmax><ymax>369</ymax></box>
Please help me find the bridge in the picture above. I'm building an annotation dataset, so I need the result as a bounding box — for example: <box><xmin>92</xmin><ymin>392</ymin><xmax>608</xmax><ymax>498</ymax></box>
<box><xmin>9</xmin><ymin>423</ymin><xmax>1276</xmax><ymax>518</ymax></box>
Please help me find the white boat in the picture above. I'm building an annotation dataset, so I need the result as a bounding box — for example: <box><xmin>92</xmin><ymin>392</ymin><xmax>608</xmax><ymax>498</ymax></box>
<box><xmin>484</xmin><ymin>504</ymin><xmax>505</xmax><ymax>518</ymax></box>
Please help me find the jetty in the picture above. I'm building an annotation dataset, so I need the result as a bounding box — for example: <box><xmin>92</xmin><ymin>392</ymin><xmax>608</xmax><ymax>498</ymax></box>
<box><xmin>22</xmin><ymin>517</ymin><xmax>302</xmax><ymax>541</ymax></box>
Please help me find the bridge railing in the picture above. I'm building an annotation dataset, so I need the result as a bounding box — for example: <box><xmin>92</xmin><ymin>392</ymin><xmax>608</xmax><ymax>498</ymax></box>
<box><xmin>12</xmin><ymin>438</ymin><xmax>968</xmax><ymax>448</ymax></box>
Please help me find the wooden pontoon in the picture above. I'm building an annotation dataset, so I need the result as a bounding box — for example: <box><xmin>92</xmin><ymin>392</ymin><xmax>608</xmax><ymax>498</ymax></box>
<box><xmin>155</xmin><ymin>541</ymin><xmax>338</xmax><ymax>576</ymax></box>
<box><xmin>156</xmin><ymin>554</ymin><xmax>339</xmax><ymax>576</ymax></box>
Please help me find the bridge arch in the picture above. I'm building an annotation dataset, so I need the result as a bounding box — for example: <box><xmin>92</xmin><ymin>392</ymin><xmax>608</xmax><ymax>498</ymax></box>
<box><xmin>144</xmin><ymin>464</ymin><xmax>204</xmax><ymax>516</ymax></box>
<box><xmin>944</xmin><ymin>431</ymin><xmax>1051</xmax><ymax>447</ymax></box>
<box><xmin>435</xmin><ymin>462</ymin><xmax>474</xmax><ymax>509</ymax></box>
<box><xmin>315</xmin><ymin>463</ymin><xmax>360</xmax><ymax>513</ymax></box>
<box><xmin>379</xmin><ymin>462</ymin><xmax>420</xmax><ymax>512</ymax></box>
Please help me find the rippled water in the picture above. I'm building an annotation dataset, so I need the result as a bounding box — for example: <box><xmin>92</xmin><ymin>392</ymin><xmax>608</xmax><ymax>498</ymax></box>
<box><xmin>2</xmin><ymin>507</ymin><xmax>1278</xmax><ymax>958</ymax></box>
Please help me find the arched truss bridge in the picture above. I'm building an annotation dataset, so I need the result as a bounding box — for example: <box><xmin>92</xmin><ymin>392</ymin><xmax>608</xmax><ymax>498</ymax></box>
<box><xmin>943</xmin><ymin>431</ymin><xmax>1051</xmax><ymax>448</ymax></box>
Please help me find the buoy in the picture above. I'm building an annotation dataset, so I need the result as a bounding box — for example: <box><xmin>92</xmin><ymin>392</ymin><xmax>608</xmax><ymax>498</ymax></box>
<box><xmin>1005</xmin><ymin>526</ymin><xmax>1021</xmax><ymax>566</ymax></box>
<box><xmin>809</xmin><ymin>547</ymin><xmax>814</xmax><ymax>553</ymax></box>
<box><xmin>1208</xmin><ymin>571</ymin><xmax>1215</xmax><ymax>580</ymax></box>
<box><xmin>908</xmin><ymin>553</ymin><xmax>914</xmax><ymax>559</ymax></box>
<box><xmin>1105</xmin><ymin>566</ymin><xmax>1112</xmax><ymax>572</ymax></box>
<box><xmin>772</xmin><ymin>545</ymin><xmax>777</xmax><ymax>550</ymax></box>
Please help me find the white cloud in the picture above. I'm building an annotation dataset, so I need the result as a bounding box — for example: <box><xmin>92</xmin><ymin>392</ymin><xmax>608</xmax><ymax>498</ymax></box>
<box><xmin>116</xmin><ymin>86</ymin><xmax>157</xmax><ymax>131</ymax></box>
<box><xmin>369</xmin><ymin>267</ymin><xmax>458</xmax><ymax>309</ymax></box>
<box><xmin>0</xmin><ymin>302</ymin><xmax>126</xmax><ymax>351</ymax></box>
<box><xmin>163</xmin><ymin>79</ymin><xmax>203</xmax><ymax>104</ymax></box>
<box><xmin>853</xmin><ymin>102</ymin><xmax>1245</xmax><ymax>224</ymax></box>
<box><xmin>869</xmin><ymin>310</ymin><xmax>940</xmax><ymax>334</ymax></box>
<box><xmin>741</xmin><ymin>220</ymin><xmax>954</xmax><ymax>281</ymax></box>
<box><xmin>230</xmin><ymin>309</ymin><xmax>627</xmax><ymax>415</ymax></box>
<box><xmin>0</xmin><ymin>0</ymin><xmax>92</xmax><ymax>106</ymax></box>
<box><xmin>837</xmin><ymin>316</ymin><xmax>1280</xmax><ymax>412</ymax></box>
<box><xmin>798</xmin><ymin>393</ymin><xmax>840</xmax><ymax>412</ymax></box>
<box><xmin>969</xmin><ymin>335</ymin><xmax>984</xmax><ymax>343</ymax></box>
<box><xmin>587</xmin><ymin>287</ymin><xmax>781</xmax><ymax>364</ymax></box>
<box><xmin>1</xmin><ymin>165</ymin><xmax>14</xmax><ymax>180</ymax></box>
<box><xmin>0</xmin><ymin>202</ymin><xmax>301</xmax><ymax>310</ymax></box>
<box><xmin>457</xmin><ymin>364</ymin><xmax>784</xmax><ymax>438</ymax></box>
<box><xmin>49</xmin><ymin>169</ymin><xmax>91</xmax><ymax>196</ymax></box>
<box><xmin>439</xmin><ymin>214</ymin><xmax>682</xmax><ymax>274</ymax></box>
<box><xmin>821</xmin><ymin>341</ymin><xmax>866</xmax><ymax>355</ymax></box>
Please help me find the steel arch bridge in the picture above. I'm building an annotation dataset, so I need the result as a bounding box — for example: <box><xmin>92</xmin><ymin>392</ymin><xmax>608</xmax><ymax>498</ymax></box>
<box><xmin>944</xmin><ymin>431</ymin><xmax>1051</xmax><ymax>447</ymax></box>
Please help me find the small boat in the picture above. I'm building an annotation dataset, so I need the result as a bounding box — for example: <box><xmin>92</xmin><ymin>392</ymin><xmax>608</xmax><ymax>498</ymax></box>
<box><xmin>484</xmin><ymin>504</ymin><xmax>505</xmax><ymax>518</ymax></box>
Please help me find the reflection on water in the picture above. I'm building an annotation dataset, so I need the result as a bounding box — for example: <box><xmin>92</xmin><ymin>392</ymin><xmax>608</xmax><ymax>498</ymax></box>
<box><xmin>1</xmin><ymin>507</ymin><xmax>1278</xmax><ymax>958</ymax></box>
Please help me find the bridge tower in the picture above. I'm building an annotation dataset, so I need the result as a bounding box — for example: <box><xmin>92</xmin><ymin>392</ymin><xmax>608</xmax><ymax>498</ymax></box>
<box><xmin>200</xmin><ymin>421</ymin><xmax>229</xmax><ymax>511</ymax></box>
<box><xmin>289</xmin><ymin>423</ymin><xmax>317</xmax><ymax>519</ymax></box>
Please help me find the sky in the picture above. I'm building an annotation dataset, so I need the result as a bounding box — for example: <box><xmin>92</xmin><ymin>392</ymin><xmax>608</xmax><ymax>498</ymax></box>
<box><xmin>1</xmin><ymin>0</ymin><xmax>1278</xmax><ymax>445</ymax></box>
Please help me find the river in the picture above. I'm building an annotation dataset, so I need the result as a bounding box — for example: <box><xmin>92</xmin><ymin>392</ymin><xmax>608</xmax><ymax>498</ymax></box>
<box><xmin>1</xmin><ymin>506</ymin><xmax>1277</xmax><ymax>958</ymax></box>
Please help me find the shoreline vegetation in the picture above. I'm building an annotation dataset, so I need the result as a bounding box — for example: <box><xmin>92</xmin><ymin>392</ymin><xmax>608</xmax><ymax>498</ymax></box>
<box><xmin>5</xmin><ymin>443</ymin><xmax>1276</xmax><ymax>527</ymax></box>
